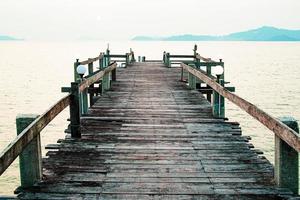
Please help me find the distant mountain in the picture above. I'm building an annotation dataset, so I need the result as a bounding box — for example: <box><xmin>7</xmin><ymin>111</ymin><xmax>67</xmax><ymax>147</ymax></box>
<box><xmin>0</xmin><ymin>35</ymin><xmax>21</xmax><ymax>41</ymax></box>
<box><xmin>132</xmin><ymin>26</ymin><xmax>300</xmax><ymax>41</ymax></box>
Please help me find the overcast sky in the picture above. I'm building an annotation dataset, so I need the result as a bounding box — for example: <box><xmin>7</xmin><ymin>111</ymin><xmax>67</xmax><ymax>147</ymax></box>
<box><xmin>1</xmin><ymin>0</ymin><xmax>300</xmax><ymax>40</ymax></box>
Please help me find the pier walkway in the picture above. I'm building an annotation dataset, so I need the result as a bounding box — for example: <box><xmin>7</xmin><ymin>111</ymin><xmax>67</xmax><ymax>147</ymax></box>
<box><xmin>18</xmin><ymin>62</ymin><xmax>293</xmax><ymax>199</ymax></box>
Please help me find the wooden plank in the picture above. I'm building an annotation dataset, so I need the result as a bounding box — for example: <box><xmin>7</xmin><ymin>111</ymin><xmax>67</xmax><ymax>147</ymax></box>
<box><xmin>16</xmin><ymin>62</ymin><xmax>293</xmax><ymax>199</ymax></box>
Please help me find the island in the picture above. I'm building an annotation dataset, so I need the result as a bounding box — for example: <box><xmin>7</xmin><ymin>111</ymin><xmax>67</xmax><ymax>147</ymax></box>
<box><xmin>132</xmin><ymin>26</ymin><xmax>300</xmax><ymax>41</ymax></box>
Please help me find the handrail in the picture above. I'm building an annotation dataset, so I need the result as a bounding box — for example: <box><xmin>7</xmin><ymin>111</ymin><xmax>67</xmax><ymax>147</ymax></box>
<box><xmin>0</xmin><ymin>47</ymin><xmax>126</xmax><ymax>188</ymax></box>
<box><xmin>195</xmin><ymin>54</ymin><xmax>219</xmax><ymax>63</ymax></box>
<box><xmin>79</xmin><ymin>62</ymin><xmax>117</xmax><ymax>92</ymax></box>
<box><xmin>0</xmin><ymin>60</ymin><xmax>117</xmax><ymax>176</ymax></box>
<box><xmin>168</xmin><ymin>55</ymin><xmax>195</xmax><ymax>58</ymax></box>
<box><xmin>78</xmin><ymin>54</ymin><xmax>104</xmax><ymax>65</ymax></box>
<box><xmin>181</xmin><ymin>62</ymin><xmax>300</xmax><ymax>152</ymax></box>
<box><xmin>0</xmin><ymin>94</ymin><xmax>71</xmax><ymax>175</ymax></box>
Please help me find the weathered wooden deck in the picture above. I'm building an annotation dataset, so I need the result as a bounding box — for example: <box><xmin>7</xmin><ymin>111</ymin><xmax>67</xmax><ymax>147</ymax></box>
<box><xmin>18</xmin><ymin>62</ymin><xmax>293</xmax><ymax>199</ymax></box>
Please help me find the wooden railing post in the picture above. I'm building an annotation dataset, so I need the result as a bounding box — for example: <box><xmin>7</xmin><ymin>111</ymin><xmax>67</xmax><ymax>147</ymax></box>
<box><xmin>131</xmin><ymin>50</ymin><xmax>135</xmax><ymax>62</ymax></box>
<box><xmin>206</xmin><ymin>65</ymin><xmax>212</xmax><ymax>102</ymax></box>
<box><xmin>74</xmin><ymin>59</ymin><xmax>80</xmax><ymax>81</ymax></box>
<box><xmin>78</xmin><ymin>79</ymin><xmax>88</xmax><ymax>115</ymax></box>
<box><xmin>194</xmin><ymin>56</ymin><xmax>201</xmax><ymax>89</ymax></box>
<box><xmin>213</xmin><ymin>75</ymin><xmax>221</xmax><ymax>117</ymax></box>
<box><xmin>166</xmin><ymin>53</ymin><xmax>170</xmax><ymax>67</ymax></box>
<box><xmin>275</xmin><ymin>117</ymin><xmax>299</xmax><ymax>194</ymax></box>
<box><xmin>70</xmin><ymin>82</ymin><xmax>81</xmax><ymax>138</ymax></box>
<box><xmin>102</xmin><ymin>69</ymin><xmax>110</xmax><ymax>93</ymax></box>
<box><xmin>88</xmin><ymin>61</ymin><xmax>94</xmax><ymax>106</ymax></box>
<box><xmin>106</xmin><ymin>48</ymin><xmax>110</xmax><ymax>64</ymax></box>
<box><xmin>193</xmin><ymin>44</ymin><xmax>197</xmax><ymax>57</ymax></box>
<box><xmin>112</xmin><ymin>67</ymin><xmax>116</xmax><ymax>82</ymax></box>
<box><xmin>99</xmin><ymin>53</ymin><xmax>103</xmax><ymax>70</ymax></box>
<box><xmin>16</xmin><ymin>114</ymin><xmax>42</xmax><ymax>188</ymax></box>
<box><xmin>219</xmin><ymin>60</ymin><xmax>225</xmax><ymax>118</ymax></box>
<box><xmin>188</xmin><ymin>65</ymin><xmax>196</xmax><ymax>89</ymax></box>
<box><xmin>102</xmin><ymin>53</ymin><xmax>108</xmax><ymax>93</ymax></box>
<box><xmin>74</xmin><ymin>59</ymin><xmax>88</xmax><ymax>115</ymax></box>
<box><xmin>125</xmin><ymin>53</ymin><xmax>129</xmax><ymax>65</ymax></box>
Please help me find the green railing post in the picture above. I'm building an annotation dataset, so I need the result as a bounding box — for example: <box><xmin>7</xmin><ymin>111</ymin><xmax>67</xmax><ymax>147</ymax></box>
<box><xmin>219</xmin><ymin>60</ymin><xmax>225</xmax><ymax>118</ymax></box>
<box><xmin>206</xmin><ymin>65</ymin><xmax>212</xmax><ymax>102</ymax></box>
<box><xmin>181</xmin><ymin>67</ymin><xmax>184</xmax><ymax>82</ymax></box>
<box><xmin>188</xmin><ymin>65</ymin><xmax>196</xmax><ymax>89</ymax></box>
<box><xmin>130</xmin><ymin>49</ymin><xmax>135</xmax><ymax>62</ymax></box>
<box><xmin>112</xmin><ymin>67</ymin><xmax>116</xmax><ymax>82</ymax></box>
<box><xmin>70</xmin><ymin>82</ymin><xmax>81</xmax><ymax>138</ymax></box>
<box><xmin>275</xmin><ymin>117</ymin><xmax>299</xmax><ymax>194</ymax></box>
<box><xmin>193</xmin><ymin>44</ymin><xmax>197</xmax><ymax>57</ymax></box>
<box><xmin>166</xmin><ymin>53</ymin><xmax>170</xmax><ymax>67</ymax></box>
<box><xmin>88</xmin><ymin>61</ymin><xmax>94</xmax><ymax>106</ymax></box>
<box><xmin>78</xmin><ymin>79</ymin><xmax>88</xmax><ymax>115</ymax></box>
<box><xmin>16</xmin><ymin>114</ymin><xmax>41</xmax><ymax>188</ymax></box>
<box><xmin>99</xmin><ymin>53</ymin><xmax>104</xmax><ymax>69</ymax></box>
<box><xmin>106</xmin><ymin>48</ymin><xmax>110</xmax><ymax>65</ymax></box>
<box><xmin>213</xmin><ymin>75</ymin><xmax>221</xmax><ymax>117</ymax></box>
<box><xmin>74</xmin><ymin>59</ymin><xmax>80</xmax><ymax>81</ymax></box>
<box><xmin>73</xmin><ymin>59</ymin><xmax>87</xmax><ymax>115</ymax></box>
<box><xmin>102</xmin><ymin>63</ymin><xmax>110</xmax><ymax>93</ymax></box>
<box><xmin>195</xmin><ymin>55</ymin><xmax>201</xmax><ymax>89</ymax></box>
<box><xmin>125</xmin><ymin>53</ymin><xmax>129</xmax><ymax>65</ymax></box>
<box><xmin>101</xmin><ymin>53</ymin><xmax>109</xmax><ymax>93</ymax></box>
<box><xmin>102</xmin><ymin>74</ymin><xmax>107</xmax><ymax>94</ymax></box>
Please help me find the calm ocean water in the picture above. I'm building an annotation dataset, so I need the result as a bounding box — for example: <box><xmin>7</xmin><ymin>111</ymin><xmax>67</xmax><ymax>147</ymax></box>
<box><xmin>0</xmin><ymin>41</ymin><xmax>299</xmax><ymax>194</ymax></box>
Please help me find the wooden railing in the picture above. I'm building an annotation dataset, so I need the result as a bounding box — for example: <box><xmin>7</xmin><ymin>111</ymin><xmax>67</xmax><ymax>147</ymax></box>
<box><xmin>181</xmin><ymin>61</ymin><xmax>300</xmax><ymax>194</ymax></box>
<box><xmin>0</xmin><ymin>94</ymin><xmax>71</xmax><ymax>176</ymax></box>
<box><xmin>163</xmin><ymin>45</ymin><xmax>229</xmax><ymax>118</ymax></box>
<box><xmin>0</xmin><ymin>48</ymin><xmax>134</xmax><ymax>190</ymax></box>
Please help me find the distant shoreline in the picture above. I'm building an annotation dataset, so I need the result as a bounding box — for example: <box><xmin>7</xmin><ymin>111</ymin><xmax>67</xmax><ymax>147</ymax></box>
<box><xmin>132</xmin><ymin>26</ymin><xmax>300</xmax><ymax>42</ymax></box>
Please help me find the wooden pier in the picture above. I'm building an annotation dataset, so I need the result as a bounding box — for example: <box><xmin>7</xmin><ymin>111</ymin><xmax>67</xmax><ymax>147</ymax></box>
<box><xmin>0</xmin><ymin>47</ymin><xmax>300</xmax><ymax>199</ymax></box>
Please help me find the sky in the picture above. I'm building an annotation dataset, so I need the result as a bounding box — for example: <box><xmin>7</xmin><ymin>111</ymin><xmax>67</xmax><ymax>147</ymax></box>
<box><xmin>1</xmin><ymin>0</ymin><xmax>300</xmax><ymax>41</ymax></box>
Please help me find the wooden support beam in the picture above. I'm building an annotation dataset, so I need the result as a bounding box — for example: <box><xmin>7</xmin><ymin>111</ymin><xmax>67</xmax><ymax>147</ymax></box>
<box><xmin>181</xmin><ymin>62</ymin><xmax>300</xmax><ymax>152</ymax></box>
<box><xmin>16</xmin><ymin>114</ymin><xmax>41</xmax><ymax>188</ymax></box>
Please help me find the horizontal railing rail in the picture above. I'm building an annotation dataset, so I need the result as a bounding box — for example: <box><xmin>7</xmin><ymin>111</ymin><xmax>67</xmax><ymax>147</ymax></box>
<box><xmin>195</xmin><ymin>54</ymin><xmax>219</xmax><ymax>63</ymax></box>
<box><xmin>163</xmin><ymin>49</ymin><xmax>221</xmax><ymax>68</ymax></box>
<box><xmin>181</xmin><ymin>61</ymin><xmax>300</xmax><ymax>194</ymax></box>
<box><xmin>78</xmin><ymin>54</ymin><xmax>104</xmax><ymax>65</ymax></box>
<box><xmin>0</xmin><ymin>94</ymin><xmax>71</xmax><ymax>175</ymax></box>
<box><xmin>0</xmin><ymin>61</ymin><xmax>117</xmax><ymax>175</ymax></box>
<box><xmin>181</xmin><ymin>62</ymin><xmax>300</xmax><ymax>152</ymax></box>
<box><xmin>0</xmin><ymin>47</ymin><xmax>132</xmax><ymax>190</ymax></box>
<box><xmin>79</xmin><ymin>62</ymin><xmax>117</xmax><ymax>92</ymax></box>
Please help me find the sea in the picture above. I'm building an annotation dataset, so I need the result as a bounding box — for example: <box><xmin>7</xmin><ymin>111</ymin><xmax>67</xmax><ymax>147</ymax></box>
<box><xmin>0</xmin><ymin>41</ymin><xmax>299</xmax><ymax>195</ymax></box>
